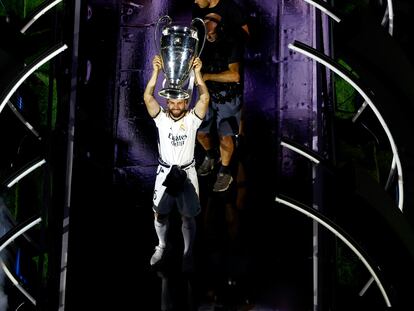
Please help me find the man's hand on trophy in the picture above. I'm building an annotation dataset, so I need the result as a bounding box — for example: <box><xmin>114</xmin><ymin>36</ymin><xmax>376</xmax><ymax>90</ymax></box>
<box><xmin>193</xmin><ymin>57</ymin><xmax>202</xmax><ymax>72</ymax></box>
<box><xmin>153</xmin><ymin>55</ymin><xmax>162</xmax><ymax>71</ymax></box>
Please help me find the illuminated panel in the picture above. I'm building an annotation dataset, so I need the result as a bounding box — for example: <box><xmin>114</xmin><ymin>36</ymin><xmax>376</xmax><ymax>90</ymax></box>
<box><xmin>5</xmin><ymin>158</ymin><xmax>46</xmax><ymax>188</ymax></box>
<box><xmin>0</xmin><ymin>216</ymin><xmax>42</xmax><ymax>253</ymax></box>
<box><xmin>275</xmin><ymin>195</ymin><xmax>392</xmax><ymax>307</ymax></box>
<box><xmin>281</xmin><ymin>138</ymin><xmax>321</xmax><ymax>164</ymax></box>
<box><xmin>20</xmin><ymin>0</ymin><xmax>63</xmax><ymax>34</ymax></box>
<box><xmin>7</xmin><ymin>100</ymin><xmax>41</xmax><ymax>139</ymax></box>
<box><xmin>0</xmin><ymin>43</ymin><xmax>68</xmax><ymax>115</ymax></box>
<box><xmin>302</xmin><ymin>0</ymin><xmax>342</xmax><ymax>23</ymax></box>
<box><xmin>301</xmin><ymin>0</ymin><xmax>394</xmax><ymax>35</ymax></box>
<box><xmin>0</xmin><ymin>259</ymin><xmax>36</xmax><ymax>305</ymax></box>
<box><xmin>288</xmin><ymin>40</ymin><xmax>403</xmax><ymax>211</ymax></box>
<box><xmin>382</xmin><ymin>1</ymin><xmax>394</xmax><ymax>36</ymax></box>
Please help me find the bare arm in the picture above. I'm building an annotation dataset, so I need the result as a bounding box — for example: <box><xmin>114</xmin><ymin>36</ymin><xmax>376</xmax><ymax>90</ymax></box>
<box><xmin>143</xmin><ymin>55</ymin><xmax>162</xmax><ymax>118</ymax></box>
<box><xmin>193</xmin><ymin>58</ymin><xmax>210</xmax><ymax>119</ymax></box>
<box><xmin>203</xmin><ymin>62</ymin><xmax>240</xmax><ymax>83</ymax></box>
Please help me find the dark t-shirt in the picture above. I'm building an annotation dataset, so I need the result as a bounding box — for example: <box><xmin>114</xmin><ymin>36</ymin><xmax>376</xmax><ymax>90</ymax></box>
<box><xmin>200</xmin><ymin>37</ymin><xmax>243</xmax><ymax>93</ymax></box>
<box><xmin>193</xmin><ymin>0</ymin><xmax>247</xmax><ymax>94</ymax></box>
<box><xmin>192</xmin><ymin>0</ymin><xmax>248</xmax><ymax>40</ymax></box>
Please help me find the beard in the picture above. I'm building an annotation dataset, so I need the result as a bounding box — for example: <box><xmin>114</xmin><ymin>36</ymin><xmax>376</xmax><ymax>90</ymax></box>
<box><xmin>169</xmin><ymin>108</ymin><xmax>186</xmax><ymax>119</ymax></box>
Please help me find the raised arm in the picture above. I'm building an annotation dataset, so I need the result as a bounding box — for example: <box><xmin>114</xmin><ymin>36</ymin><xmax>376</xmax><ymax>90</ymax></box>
<box><xmin>202</xmin><ymin>62</ymin><xmax>240</xmax><ymax>83</ymax></box>
<box><xmin>193</xmin><ymin>57</ymin><xmax>210</xmax><ymax>119</ymax></box>
<box><xmin>143</xmin><ymin>55</ymin><xmax>162</xmax><ymax>117</ymax></box>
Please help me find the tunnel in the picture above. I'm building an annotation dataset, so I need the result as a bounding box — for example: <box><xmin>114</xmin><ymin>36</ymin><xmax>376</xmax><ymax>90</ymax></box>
<box><xmin>1</xmin><ymin>0</ymin><xmax>414</xmax><ymax>310</ymax></box>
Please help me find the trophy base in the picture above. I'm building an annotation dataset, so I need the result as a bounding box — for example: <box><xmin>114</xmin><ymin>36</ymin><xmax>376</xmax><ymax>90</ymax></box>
<box><xmin>159</xmin><ymin>88</ymin><xmax>190</xmax><ymax>100</ymax></box>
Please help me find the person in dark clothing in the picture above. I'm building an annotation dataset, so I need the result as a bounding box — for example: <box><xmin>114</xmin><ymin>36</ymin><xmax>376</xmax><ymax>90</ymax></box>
<box><xmin>196</xmin><ymin>12</ymin><xmax>244</xmax><ymax>192</ymax></box>
<box><xmin>192</xmin><ymin>4</ymin><xmax>252</xmax><ymax>307</ymax></box>
<box><xmin>193</xmin><ymin>0</ymin><xmax>250</xmax><ymax>41</ymax></box>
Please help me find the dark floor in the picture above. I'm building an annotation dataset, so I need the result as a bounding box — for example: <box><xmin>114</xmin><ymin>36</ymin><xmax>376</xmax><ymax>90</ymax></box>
<box><xmin>62</xmin><ymin>136</ymin><xmax>391</xmax><ymax>311</ymax></box>
<box><xmin>144</xmin><ymin>151</ymin><xmax>314</xmax><ymax>311</ymax></box>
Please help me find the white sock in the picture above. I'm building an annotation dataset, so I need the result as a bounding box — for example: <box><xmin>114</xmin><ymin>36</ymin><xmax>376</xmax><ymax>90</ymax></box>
<box><xmin>181</xmin><ymin>216</ymin><xmax>196</xmax><ymax>256</ymax></box>
<box><xmin>154</xmin><ymin>218</ymin><xmax>169</xmax><ymax>248</ymax></box>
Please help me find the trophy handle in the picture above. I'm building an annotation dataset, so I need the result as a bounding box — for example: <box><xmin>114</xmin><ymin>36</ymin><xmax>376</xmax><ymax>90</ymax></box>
<box><xmin>154</xmin><ymin>15</ymin><xmax>172</xmax><ymax>55</ymax></box>
<box><xmin>185</xmin><ymin>70</ymin><xmax>195</xmax><ymax>102</ymax></box>
<box><xmin>191</xmin><ymin>17</ymin><xmax>207</xmax><ymax>57</ymax></box>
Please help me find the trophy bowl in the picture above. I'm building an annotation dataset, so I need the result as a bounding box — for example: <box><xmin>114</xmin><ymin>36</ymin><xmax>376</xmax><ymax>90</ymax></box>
<box><xmin>155</xmin><ymin>16</ymin><xmax>205</xmax><ymax>100</ymax></box>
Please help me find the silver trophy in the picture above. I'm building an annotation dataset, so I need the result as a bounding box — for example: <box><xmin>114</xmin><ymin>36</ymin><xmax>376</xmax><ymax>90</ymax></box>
<box><xmin>155</xmin><ymin>15</ymin><xmax>206</xmax><ymax>100</ymax></box>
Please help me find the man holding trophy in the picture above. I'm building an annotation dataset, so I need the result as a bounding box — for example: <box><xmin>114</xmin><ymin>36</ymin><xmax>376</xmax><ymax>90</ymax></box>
<box><xmin>143</xmin><ymin>48</ymin><xmax>209</xmax><ymax>270</ymax></box>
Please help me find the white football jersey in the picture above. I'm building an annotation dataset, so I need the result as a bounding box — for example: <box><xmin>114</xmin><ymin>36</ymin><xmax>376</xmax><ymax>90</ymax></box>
<box><xmin>154</xmin><ymin>108</ymin><xmax>202</xmax><ymax>166</ymax></box>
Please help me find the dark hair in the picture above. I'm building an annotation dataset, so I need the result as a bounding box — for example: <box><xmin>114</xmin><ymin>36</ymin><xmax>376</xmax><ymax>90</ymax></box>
<box><xmin>204</xmin><ymin>13</ymin><xmax>224</xmax><ymax>37</ymax></box>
